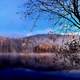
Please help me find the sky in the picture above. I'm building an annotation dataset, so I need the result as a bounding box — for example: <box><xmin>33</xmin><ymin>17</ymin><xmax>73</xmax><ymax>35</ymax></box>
<box><xmin>0</xmin><ymin>0</ymin><xmax>26</xmax><ymax>37</ymax></box>
<box><xmin>0</xmin><ymin>0</ymin><xmax>79</xmax><ymax>38</ymax></box>
<box><xmin>0</xmin><ymin>0</ymin><xmax>52</xmax><ymax>38</ymax></box>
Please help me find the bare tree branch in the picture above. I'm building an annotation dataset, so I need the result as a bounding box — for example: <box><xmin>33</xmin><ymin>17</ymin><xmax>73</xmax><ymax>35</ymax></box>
<box><xmin>22</xmin><ymin>0</ymin><xmax>80</xmax><ymax>30</ymax></box>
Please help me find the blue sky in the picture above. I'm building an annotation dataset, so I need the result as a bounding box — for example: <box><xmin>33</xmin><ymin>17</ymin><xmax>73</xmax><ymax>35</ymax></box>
<box><xmin>0</xmin><ymin>0</ymin><xmax>51</xmax><ymax>37</ymax></box>
<box><xmin>0</xmin><ymin>0</ymin><xmax>79</xmax><ymax>38</ymax></box>
<box><xmin>0</xmin><ymin>0</ymin><xmax>28</xmax><ymax>37</ymax></box>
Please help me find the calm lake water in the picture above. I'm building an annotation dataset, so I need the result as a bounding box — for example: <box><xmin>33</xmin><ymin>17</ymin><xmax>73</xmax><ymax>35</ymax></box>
<box><xmin>0</xmin><ymin>53</ymin><xmax>80</xmax><ymax>79</ymax></box>
<box><xmin>0</xmin><ymin>68</ymin><xmax>80</xmax><ymax>79</ymax></box>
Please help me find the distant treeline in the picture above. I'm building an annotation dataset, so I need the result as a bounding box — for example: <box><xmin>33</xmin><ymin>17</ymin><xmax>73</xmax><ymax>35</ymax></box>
<box><xmin>0</xmin><ymin>38</ymin><xmax>60</xmax><ymax>53</ymax></box>
<box><xmin>0</xmin><ymin>39</ymin><xmax>22</xmax><ymax>53</ymax></box>
<box><xmin>0</xmin><ymin>37</ymin><xmax>79</xmax><ymax>53</ymax></box>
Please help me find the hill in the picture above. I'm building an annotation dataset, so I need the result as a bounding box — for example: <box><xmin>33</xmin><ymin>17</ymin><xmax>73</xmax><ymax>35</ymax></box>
<box><xmin>0</xmin><ymin>34</ymin><xmax>79</xmax><ymax>53</ymax></box>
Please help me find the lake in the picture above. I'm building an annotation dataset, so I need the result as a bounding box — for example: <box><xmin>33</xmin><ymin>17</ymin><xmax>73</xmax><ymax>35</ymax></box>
<box><xmin>0</xmin><ymin>68</ymin><xmax>80</xmax><ymax>80</ymax></box>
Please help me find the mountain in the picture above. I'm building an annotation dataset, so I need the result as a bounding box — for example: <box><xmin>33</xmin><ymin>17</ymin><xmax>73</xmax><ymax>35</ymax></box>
<box><xmin>0</xmin><ymin>33</ymin><xmax>79</xmax><ymax>53</ymax></box>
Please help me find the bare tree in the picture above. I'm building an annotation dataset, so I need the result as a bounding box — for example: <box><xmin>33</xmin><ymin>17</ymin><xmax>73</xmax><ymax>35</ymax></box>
<box><xmin>22</xmin><ymin>0</ymin><xmax>80</xmax><ymax>31</ymax></box>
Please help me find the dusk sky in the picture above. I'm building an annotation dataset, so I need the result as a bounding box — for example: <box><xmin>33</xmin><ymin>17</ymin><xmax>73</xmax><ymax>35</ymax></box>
<box><xmin>0</xmin><ymin>0</ymin><xmax>79</xmax><ymax>38</ymax></box>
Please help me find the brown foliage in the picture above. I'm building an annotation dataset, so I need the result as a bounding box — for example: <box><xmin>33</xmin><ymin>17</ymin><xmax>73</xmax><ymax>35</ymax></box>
<box><xmin>33</xmin><ymin>44</ymin><xmax>58</xmax><ymax>53</ymax></box>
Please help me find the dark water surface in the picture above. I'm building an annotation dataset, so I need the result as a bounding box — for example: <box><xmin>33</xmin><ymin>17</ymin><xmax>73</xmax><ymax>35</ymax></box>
<box><xmin>0</xmin><ymin>68</ymin><xmax>80</xmax><ymax>80</ymax></box>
